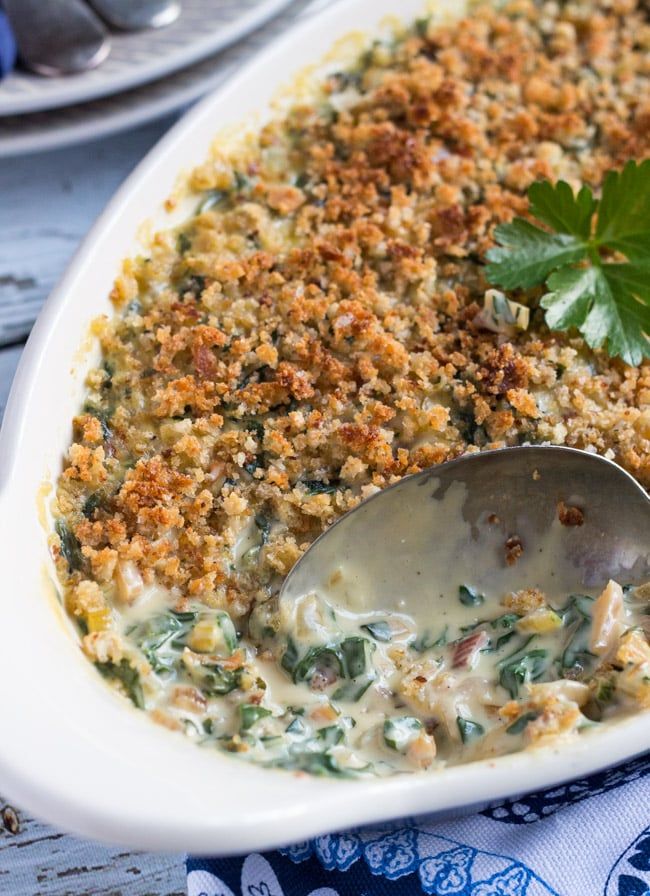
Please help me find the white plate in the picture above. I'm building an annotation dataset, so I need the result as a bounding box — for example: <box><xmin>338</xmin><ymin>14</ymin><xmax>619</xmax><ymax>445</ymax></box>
<box><xmin>0</xmin><ymin>0</ymin><xmax>647</xmax><ymax>856</ymax></box>
<box><xmin>0</xmin><ymin>0</ymin><xmax>293</xmax><ymax>116</ymax></box>
<box><xmin>0</xmin><ymin>0</ymin><xmax>311</xmax><ymax>159</ymax></box>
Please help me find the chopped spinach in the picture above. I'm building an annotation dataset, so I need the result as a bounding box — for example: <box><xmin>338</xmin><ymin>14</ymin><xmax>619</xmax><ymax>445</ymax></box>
<box><xmin>177</xmin><ymin>274</ymin><xmax>206</xmax><ymax>299</ymax></box>
<box><xmin>459</xmin><ymin>585</ymin><xmax>485</xmax><ymax>607</ymax></box>
<box><xmin>411</xmin><ymin>627</ymin><xmax>447</xmax><ymax>652</ymax></box>
<box><xmin>498</xmin><ymin>637</ymin><xmax>549</xmax><ymax>698</ymax></box>
<box><xmin>452</xmin><ymin>406</ymin><xmax>486</xmax><ymax>444</ymax></box>
<box><xmin>415</xmin><ymin>15</ymin><xmax>430</xmax><ymax>37</ymax></box>
<box><xmin>173</xmin><ymin>610</ymin><xmax>201</xmax><ymax>624</ymax></box>
<box><xmin>189</xmin><ymin>661</ymin><xmax>242</xmax><ymax>696</ymax></box>
<box><xmin>238</xmin><ymin>365</ymin><xmax>274</xmax><ymax>390</ymax></box>
<box><xmin>459</xmin><ymin>620</ymin><xmax>484</xmax><ymax>634</ymax></box>
<box><xmin>483</xmin><ymin>616</ymin><xmax>518</xmax><ymax>653</ymax></box>
<box><xmin>361</xmin><ymin>621</ymin><xmax>392</xmax><ymax>642</ymax></box>
<box><xmin>184</xmin><ymin>719</ymin><xmax>201</xmax><ymax>737</ymax></box>
<box><xmin>128</xmin><ymin>610</ymin><xmax>197</xmax><ymax>675</ymax></box>
<box><xmin>332</xmin><ymin>676</ymin><xmax>374</xmax><ymax>702</ymax></box>
<box><xmin>281</xmin><ymin>638</ymin><xmax>300</xmax><ymax>676</ymax></box>
<box><xmin>254</xmin><ymin>514</ymin><xmax>271</xmax><ymax>544</ymax></box>
<box><xmin>267</xmin><ymin>749</ymin><xmax>348</xmax><ymax>777</ymax></box>
<box><xmin>129</xmin><ymin>609</ymin><xmax>237</xmax><ymax>676</ymax></box>
<box><xmin>239</xmin><ymin>704</ymin><xmax>272</xmax><ymax>731</ymax></box>
<box><xmin>196</xmin><ymin>189</ymin><xmax>226</xmax><ymax>214</ymax></box>
<box><xmin>285</xmin><ymin>717</ymin><xmax>307</xmax><ymax>736</ymax></box>
<box><xmin>100</xmin><ymin>361</ymin><xmax>114</xmax><ymax>394</ymax></box>
<box><xmin>214</xmin><ymin>611</ymin><xmax>238</xmax><ymax>653</ymax></box>
<box><xmin>506</xmin><ymin>711</ymin><xmax>540</xmax><ymax>735</ymax></box>
<box><xmin>284</xmin><ymin>637</ymin><xmax>374</xmax><ymax>687</ymax></box>
<box><xmin>301</xmin><ymin>478</ymin><xmax>340</xmax><ymax>495</ymax></box>
<box><xmin>595</xmin><ymin>677</ymin><xmax>615</xmax><ymax>705</ymax></box>
<box><xmin>456</xmin><ymin>716</ymin><xmax>485</xmax><ymax>743</ymax></box>
<box><xmin>292</xmin><ymin>645</ymin><xmax>342</xmax><ymax>684</ymax></box>
<box><xmin>82</xmin><ymin>403</ymin><xmax>112</xmax><ymax>441</ymax></box>
<box><xmin>243</xmin><ymin>455</ymin><xmax>265</xmax><ymax>476</ymax></box>
<box><xmin>95</xmin><ymin>659</ymin><xmax>144</xmax><ymax>709</ymax></box>
<box><xmin>55</xmin><ymin>519</ymin><xmax>84</xmax><ymax>573</ymax></box>
<box><xmin>490</xmin><ymin>613</ymin><xmax>520</xmax><ymax>630</ymax></box>
<box><xmin>177</xmin><ymin>232</ymin><xmax>191</xmax><ymax>254</ymax></box>
<box><xmin>82</xmin><ymin>490</ymin><xmax>108</xmax><ymax>519</ymax></box>
<box><xmin>316</xmin><ymin>725</ymin><xmax>344</xmax><ymax>747</ymax></box>
<box><xmin>557</xmin><ymin>594</ymin><xmax>595</xmax><ymax>677</ymax></box>
<box><xmin>239</xmin><ymin>543</ymin><xmax>260</xmax><ymax>570</ymax></box>
<box><xmin>243</xmin><ymin>419</ymin><xmax>265</xmax><ymax>441</ymax></box>
<box><xmin>339</xmin><ymin>637</ymin><xmax>373</xmax><ymax>678</ymax></box>
<box><xmin>492</xmin><ymin>631</ymin><xmax>518</xmax><ymax>652</ymax></box>
<box><xmin>383</xmin><ymin>716</ymin><xmax>423</xmax><ymax>752</ymax></box>
<box><xmin>328</xmin><ymin>70</ymin><xmax>363</xmax><ymax>91</ymax></box>
<box><xmin>558</xmin><ymin>594</ymin><xmax>594</xmax><ymax>624</ymax></box>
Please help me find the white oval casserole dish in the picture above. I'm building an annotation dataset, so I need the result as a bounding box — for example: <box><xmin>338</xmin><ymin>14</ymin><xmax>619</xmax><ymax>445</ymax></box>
<box><xmin>0</xmin><ymin>0</ymin><xmax>648</xmax><ymax>854</ymax></box>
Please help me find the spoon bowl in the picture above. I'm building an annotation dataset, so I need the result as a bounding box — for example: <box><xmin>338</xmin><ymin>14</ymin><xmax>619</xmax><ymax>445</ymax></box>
<box><xmin>280</xmin><ymin>447</ymin><xmax>650</xmax><ymax>625</ymax></box>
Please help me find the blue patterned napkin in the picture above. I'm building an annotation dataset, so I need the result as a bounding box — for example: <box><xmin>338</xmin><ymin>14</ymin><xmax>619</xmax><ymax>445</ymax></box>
<box><xmin>187</xmin><ymin>753</ymin><xmax>650</xmax><ymax>896</ymax></box>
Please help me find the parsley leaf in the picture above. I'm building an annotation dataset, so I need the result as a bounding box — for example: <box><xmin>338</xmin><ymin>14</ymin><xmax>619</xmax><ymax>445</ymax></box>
<box><xmin>486</xmin><ymin>159</ymin><xmax>650</xmax><ymax>366</ymax></box>
<box><xmin>603</xmin><ymin>260</ymin><xmax>650</xmax><ymax>303</ymax></box>
<box><xmin>542</xmin><ymin>266</ymin><xmax>650</xmax><ymax>366</ymax></box>
<box><xmin>596</xmin><ymin>162</ymin><xmax>650</xmax><ymax>259</ymax></box>
<box><xmin>528</xmin><ymin>179</ymin><xmax>596</xmax><ymax>239</ymax></box>
<box><xmin>485</xmin><ymin>220</ymin><xmax>586</xmax><ymax>290</ymax></box>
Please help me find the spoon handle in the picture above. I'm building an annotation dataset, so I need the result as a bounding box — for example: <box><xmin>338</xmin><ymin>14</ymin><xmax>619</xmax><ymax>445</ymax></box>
<box><xmin>3</xmin><ymin>0</ymin><xmax>109</xmax><ymax>76</ymax></box>
<box><xmin>85</xmin><ymin>0</ymin><xmax>181</xmax><ymax>32</ymax></box>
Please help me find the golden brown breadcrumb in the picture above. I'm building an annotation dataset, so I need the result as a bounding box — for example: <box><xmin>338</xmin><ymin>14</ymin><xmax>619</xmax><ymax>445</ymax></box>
<box><xmin>54</xmin><ymin>0</ymin><xmax>649</xmax><ymax>628</ymax></box>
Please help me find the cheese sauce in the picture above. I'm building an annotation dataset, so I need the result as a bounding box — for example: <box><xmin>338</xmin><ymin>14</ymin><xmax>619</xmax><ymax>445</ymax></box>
<box><xmin>103</xmin><ymin>504</ymin><xmax>650</xmax><ymax>777</ymax></box>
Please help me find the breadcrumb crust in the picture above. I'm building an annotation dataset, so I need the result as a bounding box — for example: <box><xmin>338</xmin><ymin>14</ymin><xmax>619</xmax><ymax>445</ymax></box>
<box><xmin>55</xmin><ymin>0</ymin><xmax>649</xmax><ymax>636</ymax></box>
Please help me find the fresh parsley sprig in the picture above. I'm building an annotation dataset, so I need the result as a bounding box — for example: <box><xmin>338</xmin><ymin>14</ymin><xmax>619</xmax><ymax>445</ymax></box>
<box><xmin>486</xmin><ymin>159</ymin><xmax>650</xmax><ymax>366</ymax></box>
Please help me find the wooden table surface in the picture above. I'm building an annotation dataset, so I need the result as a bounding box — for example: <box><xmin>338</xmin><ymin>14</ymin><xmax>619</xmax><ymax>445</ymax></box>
<box><xmin>0</xmin><ymin>119</ymin><xmax>186</xmax><ymax>895</ymax></box>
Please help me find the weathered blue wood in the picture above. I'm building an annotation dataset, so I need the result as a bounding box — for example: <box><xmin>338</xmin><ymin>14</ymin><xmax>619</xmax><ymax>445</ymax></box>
<box><xmin>0</xmin><ymin>118</ymin><xmax>185</xmax><ymax>895</ymax></box>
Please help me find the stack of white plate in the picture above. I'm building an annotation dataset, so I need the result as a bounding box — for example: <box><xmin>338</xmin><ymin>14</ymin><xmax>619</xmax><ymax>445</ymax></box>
<box><xmin>0</xmin><ymin>0</ymin><xmax>306</xmax><ymax>157</ymax></box>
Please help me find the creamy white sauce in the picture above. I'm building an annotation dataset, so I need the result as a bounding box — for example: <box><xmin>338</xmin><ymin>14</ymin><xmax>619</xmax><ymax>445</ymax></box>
<box><xmin>266</xmin><ymin>478</ymin><xmax>647</xmax><ymax>770</ymax></box>
<box><xmin>97</xmin><ymin>476</ymin><xmax>649</xmax><ymax>776</ymax></box>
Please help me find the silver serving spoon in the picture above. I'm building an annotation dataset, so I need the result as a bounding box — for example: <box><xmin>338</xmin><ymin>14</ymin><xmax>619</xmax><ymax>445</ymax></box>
<box><xmin>86</xmin><ymin>0</ymin><xmax>181</xmax><ymax>31</ymax></box>
<box><xmin>280</xmin><ymin>447</ymin><xmax>650</xmax><ymax>625</ymax></box>
<box><xmin>3</xmin><ymin>0</ymin><xmax>109</xmax><ymax>76</ymax></box>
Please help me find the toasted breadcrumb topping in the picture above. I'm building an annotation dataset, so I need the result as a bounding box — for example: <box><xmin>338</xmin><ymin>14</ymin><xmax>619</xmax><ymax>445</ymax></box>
<box><xmin>56</xmin><ymin>0</ymin><xmax>649</xmax><ymax>620</ymax></box>
<box><xmin>51</xmin><ymin>0</ymin><xmax>650</xmax><ymax>774</ymax></box>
